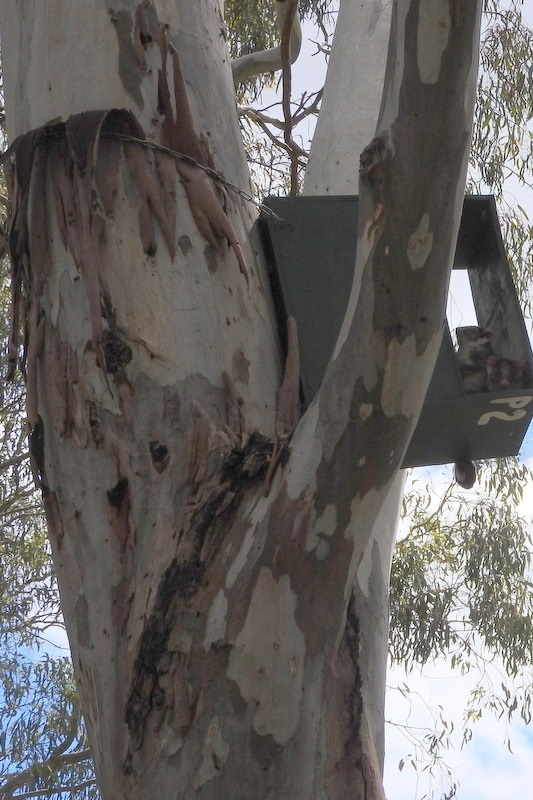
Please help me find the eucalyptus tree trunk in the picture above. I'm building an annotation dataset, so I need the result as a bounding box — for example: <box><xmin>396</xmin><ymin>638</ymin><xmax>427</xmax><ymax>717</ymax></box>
<box><xmin>304</xmin><ymin>1</ymin><xmax>398</xmax><ymax>772</ymax></box>
<box><xmin>0</xmin><ymin>2</ymin><xmax>482</xmax><ymax>799</ymax></box>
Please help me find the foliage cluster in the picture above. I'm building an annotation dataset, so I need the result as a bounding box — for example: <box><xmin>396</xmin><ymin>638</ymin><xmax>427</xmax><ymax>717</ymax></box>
<box><xmin>392</xmin><ymin>459</ymin><xmax>533</xmax><ymax>700</ymax></box>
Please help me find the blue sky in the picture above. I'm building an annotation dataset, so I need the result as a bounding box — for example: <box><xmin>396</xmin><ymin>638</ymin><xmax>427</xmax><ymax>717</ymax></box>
<box><xmin>384</xmin><ymin>660</ymin><xmax>533</xmax><ymax>800</ymax></box>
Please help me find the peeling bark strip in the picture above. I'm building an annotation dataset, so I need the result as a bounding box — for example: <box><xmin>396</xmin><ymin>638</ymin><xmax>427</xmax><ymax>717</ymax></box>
<box><xmin>4</xmin><ymin>67</ymin><xmax>248</xmax><ymax>396</ymax></box>
<box><xmin>157</xmin><ymin>29</ymin><xmax>249</xmax><ymax>283</ymax></box>
<box><xmin>3</xmin><ymin>108</ymin><xmax>175</xmax><ymax>399</ymax></box>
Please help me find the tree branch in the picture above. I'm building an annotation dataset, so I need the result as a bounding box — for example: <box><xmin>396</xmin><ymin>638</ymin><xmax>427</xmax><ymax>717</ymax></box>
<box><xmin>0</xmin><ymin>710</ymin><xmax>90</xmax><ymax>799</ymax></box>
<box><xmin>279</xmin><ymin>0</ymin><xmax>300</xmax><ymax>194</ymax></box>
<box><xmin>238</xmin><ymin>107</ymin><xmax>307</xmax><ymax>160</ymax></box>
<box><xmin>2</xmin><ymin>777</ymin><xmax>96</xmax><ymax>799</ymax></box>
<box><xmin>231</xmin><ymin>0</ymin><xmax>302</xmax><ymax>84</ymax></box>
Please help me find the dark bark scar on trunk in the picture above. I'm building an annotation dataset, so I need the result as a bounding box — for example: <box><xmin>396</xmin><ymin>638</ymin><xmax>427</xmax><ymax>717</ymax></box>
<box><xmin>341</xmin><ymin>597</ymin><xmax>386</xmax><ymax>799</ymax></box>
<box><xmin>107</xmin><ymin>476</ymin><xmax>129</xmax><ymax>509</ymax></box>
<box><xmin>102</xmin><ymin>329</ymin><xmax>133</xmax><ymax>373</ymax></box>
<box><xmin>344</xmin><ymin>598</ymin><xmax>363</xmax><ymax>746</ymax></box>
<box><xmin>189</xmin><ymin>429</ymin><xmax>274</xmax><ymax>563</ymax></box>
<box><xmin>110</xmin><ymin>0</ymin><xmax>160</xmax><ymax>108</ymax></box>
<box><xmin>106</xmin><ymin>476</ymin><xmax>131</xmax><ymax>548</ymax></box>
<box><xmin>265</xmin><ymin>315</ymin><xmax>301</xmax><ymax>491</ymax></box>
<box><xmin>124</xmin><ymin>556</ymin><xmax>203</xmax><ymax>753</ymax></box>
<box><xmin>29</xmin><ymin>416</ymin><xmax>46</xmax><ymax>490</ymax></box>
<box><xmin>124</xmin><ymin>430</ymin><xmax>275</xmax><ymax>756</ymax></box>
<box><xmin>359</xmin><ymin>135</ymin><xmax>389</xmax><ymax>240</ymax></box>
<box><xmin>149</xmin><ymin>440</ymin><xmax>169</xmax><ymax>473</ymax></box>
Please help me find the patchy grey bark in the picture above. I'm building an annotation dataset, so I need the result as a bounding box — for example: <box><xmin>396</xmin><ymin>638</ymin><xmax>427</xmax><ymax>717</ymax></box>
<box><xmin>304</xmin><ymin>2</ymin><xmax>398</xmax><ymax>770</ymax></box>
<box><xmin>0</xmin><ymin>1</ymin><xmax>482</xmax><ymax>799</ymax></box>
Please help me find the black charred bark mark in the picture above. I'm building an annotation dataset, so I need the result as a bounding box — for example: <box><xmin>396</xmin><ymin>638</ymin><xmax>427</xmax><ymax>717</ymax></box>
<box><xmin>144</xmin><ymin>239</ymin><xmax>157</xmax><ymax>258</ymax></box>
<box><xmin>124</xmin><ymin>433</ymin><xmax>274</xmax><ymax>752</ymax></box>
<box><xmin>194</xmin><ymin>489</ymin><xmax>239</xmax><ymax>545</ymax></box>
<box><xmin>193</xmin><ymin>431</ymin><xmax>274</xmax><ymax>557</ymax></box>
<box><xmin>359</xmin><ymin>135</ymin><xmax>387</xmax><ymax>179</ymax></box>
<box><xmin>221</xmin><ymin>431</ymin><xmax>273</xmax><ymax>481</ymax></box>
<box><xmin>345</xmin><ymin>597</ymin><xmax>363</xmax><ymax>748</ymax></box>
<box><xmin>107</xmin><ymin>477</ymin><xmax>129</xmax><ymax>509</ymax></box>
<box><xmin>124</xmin><ymin>556</ymin><xmax>204</xmax><ymax>750</ymax></box>
<box><xmin>102</xmin><ymin>329</ymin><xmax>132</xmax><ymax>373</ymax></box>
<box><xmin>209</xmin><ymin>639</ymin><xmax>232</xmax><ymax>659</ymax></box>
<box><xmin>29</xmin><ymin>416</ymin><xmax>47</xmax><ymax>490</ymax></box>
<box><xmin>134</xmin><ymin>2</ymin><xmax>157</xmax><ymax>53</ymax></box>
<box><xmin>149</xmin><ymin>440</ymin><xmax>169</xmax><ymax>473</ymax></box>
<box><xmin>177</xmin><ymin>234</ymin><xmax>192</xmax><ymax>255</ymax></box>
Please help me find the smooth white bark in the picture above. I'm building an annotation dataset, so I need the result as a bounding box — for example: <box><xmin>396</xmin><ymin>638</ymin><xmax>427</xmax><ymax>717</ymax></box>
<box><xmin>305</xmin><ymin>0</ymin><xmax>394</xmax><ymax>194</ymax></box>
<box><xmin>231</xmin><ymin>0</ymin><xmax>302</xmax><ymax>84</ymax></box>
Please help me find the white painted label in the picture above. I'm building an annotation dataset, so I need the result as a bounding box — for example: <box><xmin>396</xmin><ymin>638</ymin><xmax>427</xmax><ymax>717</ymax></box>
<box><xmin>477</xmin><ymin>396</ymin><xmax>532</xmax><ymax>426</ymax></box>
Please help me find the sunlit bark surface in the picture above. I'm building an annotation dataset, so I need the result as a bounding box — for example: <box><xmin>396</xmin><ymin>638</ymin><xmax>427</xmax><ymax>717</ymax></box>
<box><xmin>0</xmin><ymin>1</ymin><xmax>481</xmax><ymax>798</ymax></box>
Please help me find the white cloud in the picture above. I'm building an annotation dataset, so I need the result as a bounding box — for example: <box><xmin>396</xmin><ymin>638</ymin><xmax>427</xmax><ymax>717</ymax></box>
<box><xmin>384</xmin><ymin>662</ymin><xmax>533</xmax><ymax>800</ymax></box>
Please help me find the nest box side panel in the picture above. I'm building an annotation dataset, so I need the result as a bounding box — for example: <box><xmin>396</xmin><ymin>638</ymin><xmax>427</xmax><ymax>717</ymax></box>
<box><xmin>261</xmin><ymin>196</ymin><xmax>359</xmax><ymax>401</ymax></box>
<box><xmin>466</xmin><ymin>196</ymin><xmax>533</xmax><ymax>371</ymax></box>
<box><xmin>261</xmin><ymin>194</ymin><xmax>533</xmax><ymax>470</ymax></box>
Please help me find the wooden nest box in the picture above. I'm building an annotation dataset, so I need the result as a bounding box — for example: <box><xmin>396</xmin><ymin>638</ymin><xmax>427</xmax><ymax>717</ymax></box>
<box><xmin>260</xmin><ymin>195</ymin><xmax>533</xmax><ymax>468</ymax></box>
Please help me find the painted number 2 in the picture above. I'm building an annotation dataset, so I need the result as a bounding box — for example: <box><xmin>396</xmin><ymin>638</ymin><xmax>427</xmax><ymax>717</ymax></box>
<box><xmin>477</xmin><ymin>396</ymin><xmax>533</xmax><ymax>426</ymax></box>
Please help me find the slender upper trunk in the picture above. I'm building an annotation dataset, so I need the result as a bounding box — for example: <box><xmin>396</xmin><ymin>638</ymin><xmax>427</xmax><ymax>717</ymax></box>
<box><xmin>0</xmin><ymin>2</ymin><xmax>482</xmax><ymax>798</ymax></box>
<box><xmin>305</xmin><ymin>1</ymin><xmax>401</xmax><ymax>770</ymax></box>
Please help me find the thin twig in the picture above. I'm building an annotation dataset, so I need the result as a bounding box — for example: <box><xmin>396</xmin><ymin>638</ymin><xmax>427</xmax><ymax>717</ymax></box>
<box><xmin>240</xmin><ymin>109</ymin><xmax>307</xmax><ymax>160</ymax></box>
<box><xmin>280</xmin><ymin>0</ymin><xmax>300</xmax><ymax>195</ymax></box>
